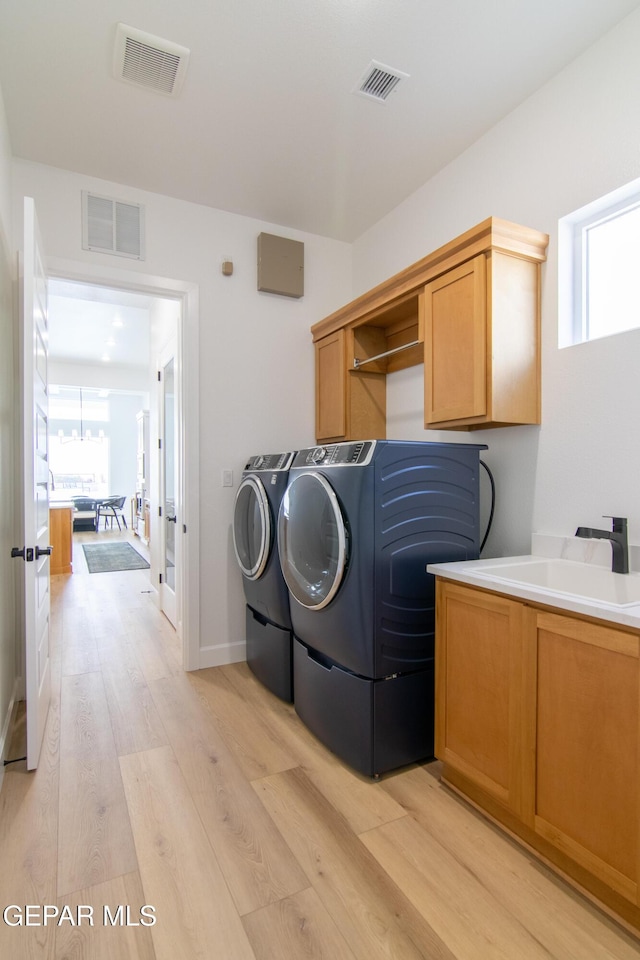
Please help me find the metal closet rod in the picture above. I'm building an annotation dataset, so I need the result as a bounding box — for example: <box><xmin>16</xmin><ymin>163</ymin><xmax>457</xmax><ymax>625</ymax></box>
<box><xmin>353</xmin><ymin>338</ymin><xmax>421</xmax><ymax>369</ymax></box>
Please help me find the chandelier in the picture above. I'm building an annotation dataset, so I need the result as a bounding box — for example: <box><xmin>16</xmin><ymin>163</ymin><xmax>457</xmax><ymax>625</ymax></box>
<box><xmin>58</xmin><ymin>387</ymin><xmax>105</xmax><ymax>443</ymax></box>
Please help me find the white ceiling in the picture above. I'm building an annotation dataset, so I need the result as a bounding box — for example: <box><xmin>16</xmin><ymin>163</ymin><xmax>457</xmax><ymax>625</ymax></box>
<box><xmin>48</xmin><ymin>279</ymin><xmax>152</xmax><ymax>368</ymax></box>
<box><xmin>1</xmin><ymin>1</ymin><xmax>639</xmax><ymax>242</ymax></box>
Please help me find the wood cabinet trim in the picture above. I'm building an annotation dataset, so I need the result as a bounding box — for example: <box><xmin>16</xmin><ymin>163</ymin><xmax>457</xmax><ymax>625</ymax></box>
<box><xmin>534</xmin><ymin>815</ymin><xmax>637</xmax><ymax>903</ymax></box>
<box><xmin>436</xmin><ymin>578</ymin><xmax>640</xmax><ymax>638</ymax></box>
<box><xmin>536</xmin><ymin>610</ymin><xmax>640</xmax><ymax>656</ymax></box>
<box><xmin>311</xmin><ymin>217</ymin><xmax>548</xmax><ymax>342</ymax></box>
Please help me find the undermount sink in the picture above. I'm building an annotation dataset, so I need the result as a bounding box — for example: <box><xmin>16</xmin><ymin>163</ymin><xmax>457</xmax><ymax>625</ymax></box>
<box><xmin>472</xmin><ymin>558</ymin><xmax>640</xmax><ymax>608</ymax></box>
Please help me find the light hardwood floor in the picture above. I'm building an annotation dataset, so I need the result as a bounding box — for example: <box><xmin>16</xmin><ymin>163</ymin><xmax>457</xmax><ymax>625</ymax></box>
<box><xmin>1</xmin><ymin>528</ymin><xmax>640</xmax><ymax>959</ymax></box>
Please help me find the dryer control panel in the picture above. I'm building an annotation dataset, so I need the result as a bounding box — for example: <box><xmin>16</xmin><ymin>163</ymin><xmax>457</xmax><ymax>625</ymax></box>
<box><xmin>294</xmin><ymin>441</ymin><xmax>376</xmax><ymax>468</ymax></box>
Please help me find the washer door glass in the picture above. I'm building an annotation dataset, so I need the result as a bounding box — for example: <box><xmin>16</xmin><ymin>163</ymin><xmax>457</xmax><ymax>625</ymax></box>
<box><xmin>233</xmin><ymin>476</ymin><xmax>271</xmax><ymax>580</ymax></box>
<box><xmin>278</xmin><ymin>472</ymin><xmax>347</xmax><ymax>610</ymax></box>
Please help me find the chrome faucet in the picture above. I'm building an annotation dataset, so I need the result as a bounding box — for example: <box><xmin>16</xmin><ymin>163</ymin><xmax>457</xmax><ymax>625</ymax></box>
<box><xmin>575</xmin><ymin>516</ymin><xmax>629</xmax><ymax>574</ymax></box>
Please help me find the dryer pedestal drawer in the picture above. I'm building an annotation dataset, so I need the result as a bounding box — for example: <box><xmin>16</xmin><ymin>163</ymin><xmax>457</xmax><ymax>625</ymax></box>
<box><xmin>293</xmin><ymin>638</ymin><xmax>434</xmax><ymax>777</ymax></box>
<box><xmin>246</xmin><ymin>606</ymin><xmax>293</xmax><ymax>702</ymax></box>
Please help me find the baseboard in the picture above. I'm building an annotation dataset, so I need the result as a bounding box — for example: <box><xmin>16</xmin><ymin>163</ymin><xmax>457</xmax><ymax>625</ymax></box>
<box><xmin>197</xmin><ymin>639</ymin><xmax>246</xmax><ymax>670</ymax></box>
<box><xmin>0</xmin><ymin>678</ymin><xmax>20</xmax><ymax>793</ymax></box>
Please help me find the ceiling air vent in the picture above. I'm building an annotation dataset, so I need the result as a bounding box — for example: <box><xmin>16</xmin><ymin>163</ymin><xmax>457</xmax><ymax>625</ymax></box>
<box><xmin>113</xmin><ymin>23</ymin><xmax>190</xmax><ymax>96</ymax></box>
<box><xmin>353</xmin><ymin>60</ymin><xmax>409</xmax><ymax>103</ymax></box>
<box><xmin>82</xmin><ymin>191</ymin><xmax>145</xmax><ymax>260</ymax></box>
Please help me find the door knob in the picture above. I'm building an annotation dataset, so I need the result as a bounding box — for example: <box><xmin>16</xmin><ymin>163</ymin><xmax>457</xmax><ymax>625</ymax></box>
<box><xmin>36</xmin><ymin>545</ymin><xmax>53</xmax><ymax>558</ymax></box>
<box><xmin>11</xmin><ymin>546</ymin><xmax>34</xmax><ymax>561</ymax></box>
<box><xmin>167</xmin><ymin>515</ymin><xmax>177</xmax><ymax>523</ymax></box>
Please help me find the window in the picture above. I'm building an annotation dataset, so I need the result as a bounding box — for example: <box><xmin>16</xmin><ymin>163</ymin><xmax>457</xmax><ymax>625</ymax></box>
<box><xmin>559</xmin><ymin>178</ymin><xmax>640</xmax><ymax>348</ymax></box>
<box><xmin>48</xmin><ymin>386</ymin><xmax>110</xmax><ymax>498</ymax></box>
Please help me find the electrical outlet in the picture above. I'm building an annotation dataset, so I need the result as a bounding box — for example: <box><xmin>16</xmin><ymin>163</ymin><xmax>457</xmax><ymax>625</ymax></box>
<box><xmin>222</xmin><ymin>469</ymin><xmax>234</xmax><ymax>487</ymax></box>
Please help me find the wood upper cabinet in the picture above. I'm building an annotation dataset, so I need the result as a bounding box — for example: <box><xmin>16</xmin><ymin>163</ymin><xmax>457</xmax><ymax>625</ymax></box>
<box><xmin>424</xmin><ymin>255</ymin><xmax>487</xmax><ymax>425</ymax></box>
<box><xmin>312</xmin><ymin>218</ymin><xmax>547</xmax><ymax>441</ymax></box>
<box><xmin>424</xmin><ymin>249</ymin><xmax>541</xmax><ymax>429</ymax></box>
<box><xmin>315</xmin><ymin>330</ymin><xmax>346</xmax><ymax>442</ymax></box>
<box><xmin>435</xmin><ymin>577</ymin><xmax>640</xmax><ymax>928</ymax></box>
<box><xmin>315</xmin><ymin>327</ymin><xmax>386</xmax><ymax>442</ymax></box>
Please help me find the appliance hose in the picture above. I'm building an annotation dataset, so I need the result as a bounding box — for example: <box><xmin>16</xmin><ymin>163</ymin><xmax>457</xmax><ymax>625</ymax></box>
<box><xmin>479</xmin><ymin>460</ymin><xmax>496</xmax><ymax>554</ymax></box>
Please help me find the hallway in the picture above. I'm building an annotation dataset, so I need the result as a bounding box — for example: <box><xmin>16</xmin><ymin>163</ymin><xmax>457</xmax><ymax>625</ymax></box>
<box><xmin>1</xmin><ymin>533</ymin><xmax>639</xmax><ymax>959</ymax></box>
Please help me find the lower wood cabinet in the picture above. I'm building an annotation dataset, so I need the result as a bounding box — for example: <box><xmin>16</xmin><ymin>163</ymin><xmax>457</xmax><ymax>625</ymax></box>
<box><xmin>435</xmin><ymin>579</ymin><xmax>640</xmax><ymax>929</ymax></box>
<box><xmin>49</xmin><ymin>506</ymin><xmax>73</xmax><ymax>575</ymax></box>
<box><xmin>435</xmin><ymin>583</ymin><xmax>532</xmax><ymax>818</ymax></box>
<box><xmin>533</xmin><ymin>610</ymin><xmax>640</xmax><ymax>905</ymax></box>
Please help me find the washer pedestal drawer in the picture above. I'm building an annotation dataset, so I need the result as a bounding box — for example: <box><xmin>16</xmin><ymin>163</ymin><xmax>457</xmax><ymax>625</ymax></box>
<box><xmin>293</xmin><ymin>637</ymin><xmax>434</xmax><ymax>777</ymax></box>
<box><xmin>246</xmin><ymin>606</ymin><xmax>293</xmax><ymax>702</ymax></box>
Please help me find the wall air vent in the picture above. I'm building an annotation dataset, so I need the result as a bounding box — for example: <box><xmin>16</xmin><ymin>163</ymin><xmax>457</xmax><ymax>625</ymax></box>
<box><xmin>82</xmin><ymin>191</ymin><xmax>145</xmax><ymax>260</ymax></box>
<box><xmin>114</xmin><ymin>23</ymin><xmax>190</xmax><ymax>96</ymax></box>
<box><xmin>353</xmin><ymin>60</ymin><xmax>409</xmax><ymax>102</ymax></box>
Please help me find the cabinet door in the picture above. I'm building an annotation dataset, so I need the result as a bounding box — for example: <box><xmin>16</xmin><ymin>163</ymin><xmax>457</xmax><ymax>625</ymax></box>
<box><xmin>315</xmin><ymin>330</ymin><xmax>346</xmax><ymax>442</ymax></box>
<box><xmin>435</xmin><ymin>581</ymin><xmax>531</xmax><ymax>817</ymax></box>
<box><xmin>49</xmin><ymin>507</ymin><xmax>72</xmax><ymax>575</ymax></box>
<box><xmin>532</xmin><ymin>611</ymin><xmax>640</xmax><ymax>904</ymax></box>
<box><xmin>424</xmin><ymin>255</ymin><xmax>487</xmax><ymax>425</ymax></box>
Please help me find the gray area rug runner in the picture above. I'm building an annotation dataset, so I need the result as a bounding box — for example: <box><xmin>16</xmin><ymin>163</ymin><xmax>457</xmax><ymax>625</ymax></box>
<box><xmin>82</xmin><ymin>541</ymin><xmax>150</xmax><ymax>574</ymax></box>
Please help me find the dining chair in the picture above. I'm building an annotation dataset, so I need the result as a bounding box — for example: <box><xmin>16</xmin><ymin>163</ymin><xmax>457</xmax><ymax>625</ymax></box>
<box><xmin>98</xmin><ymin>495</ymin><xmax>128</xmax><ymax>531</ymax></box>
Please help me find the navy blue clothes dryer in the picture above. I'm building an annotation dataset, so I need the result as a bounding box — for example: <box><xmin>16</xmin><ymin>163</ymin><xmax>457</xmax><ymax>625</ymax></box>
<box><xmin>277</xmin><ymin>439</ymin><xmax>487</xmax><ymax>775</ymax></box>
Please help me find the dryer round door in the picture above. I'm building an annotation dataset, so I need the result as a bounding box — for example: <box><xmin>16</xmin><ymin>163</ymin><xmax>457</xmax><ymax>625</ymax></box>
<box><xmin>233</xmin><ymin>476</ymin><xmax>271</xmax><ymax>580</ymax></box>
<box><xmin>278</xmin><ymin>472</ymin><xmax>347</xmax><ymax>610</ymax></box>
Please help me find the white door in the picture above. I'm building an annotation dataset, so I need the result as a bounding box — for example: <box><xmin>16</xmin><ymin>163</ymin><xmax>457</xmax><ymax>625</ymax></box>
<box><xmin>20</xmin><ymin>197</ymin><xmax>52</xmax><ymax>770</ymax></box>
<box><xmin>159</xmin><ymin>338</ymin><xmax>180</xmax><ymax>630</ymax></box>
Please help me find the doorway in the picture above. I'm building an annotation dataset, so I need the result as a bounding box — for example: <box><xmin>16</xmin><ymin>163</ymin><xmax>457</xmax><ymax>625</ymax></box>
<box><xmin>158</xmin><ymin>337</ymin><xmax>179</xmax><ymax>629</ymax></box>
<box><xmin>45</xmin><ymin>264</ymin><xmax>200</xmax><ymax>671</ymax></box>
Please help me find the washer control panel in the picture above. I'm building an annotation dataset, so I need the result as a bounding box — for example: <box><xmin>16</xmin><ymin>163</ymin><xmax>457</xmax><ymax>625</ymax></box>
<box><xmin>244</xmin><ymin>451</ymin><xmax>295</xmax><ymax>472</ymax></box>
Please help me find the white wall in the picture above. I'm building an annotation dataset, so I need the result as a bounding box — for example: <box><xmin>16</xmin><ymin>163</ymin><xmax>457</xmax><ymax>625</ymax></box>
<box><xmin>0</xmin><ymin>84</ymin><xmax>16</xmax><ymax>777</ymax></box>
<box><xmin>11</xmin><ymin>160</ymin><xmax>353</xmax><ymax>665</ymax></box>
<box><xmin>107</xmin><ymin>393</ymin><xmax>143</xmax><ymax>501</ymax></box>
<box><xmin>49</xmin><ymin>358</ymin><xmax>149</xmax><ymax>394</ymax></box>
<box><xmin>352</xmin><ymin>6</ymin><xmax>640</xmax><ymax>560</ymax></box>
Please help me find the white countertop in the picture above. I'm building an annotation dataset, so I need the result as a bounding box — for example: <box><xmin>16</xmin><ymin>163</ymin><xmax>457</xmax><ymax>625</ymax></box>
<box><xmin>428</xmin><ymin>541</ymin><xmax>640</xmax><ymax>632</ymax></box>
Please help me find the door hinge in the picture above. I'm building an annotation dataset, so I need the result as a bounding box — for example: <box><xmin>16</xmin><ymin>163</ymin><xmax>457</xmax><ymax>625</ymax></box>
<box><xmin>158</xmin><ymin>438</ymin><xmax>162</xmax><ymax>450</ymax></box>
<box><xmin>183</xmin><ymin>523</ymin><xmax>187</xmax><ymax>534</ymax></box>
<box><xmin>159</xmin><ymin>573</ymin><xmax>163</xmax><ymax>584</ymax></box>
<box><xmin>157</xmin><ymin>370</ymin><xmax>161</xmax><ymax>381</ymax></box>
<box><xmin>159</xmin><ymin>505</ymin><xmax>162</xmax><ymax>517</ymax></box>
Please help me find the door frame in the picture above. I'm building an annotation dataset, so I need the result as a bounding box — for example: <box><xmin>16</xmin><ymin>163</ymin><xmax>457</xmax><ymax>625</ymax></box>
<box><xmin>158</xmin><ymin>335</ymin><xmax>180</xmax><ymax>631</ymax></box>
<box><xmin>21</xmin><ymin>196</ymin><xmax>52</xmax><ymax>768</ymax></box>
<box><xmin>46</xmin><ymin>256</ymin><xmax>200</xmax><ymax>671</ymax></box>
